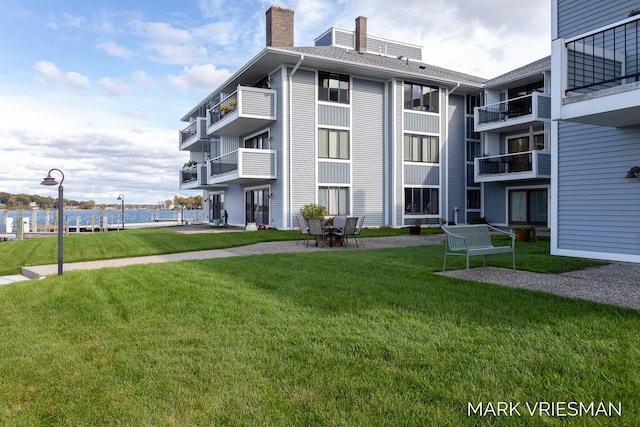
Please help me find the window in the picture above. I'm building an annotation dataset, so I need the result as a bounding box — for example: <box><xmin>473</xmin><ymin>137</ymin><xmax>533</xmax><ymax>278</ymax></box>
<box><xmin>244</xmin><ymin>131</ymin><xmax>269</xmax><ymax>149</ymax></box>
<box><xmin>467</xmin><ymin>140</ymin><xmax>481</xmax><ymax>162</ymax></box>
<box><xmin>467</xmin><ymin>190</ymin><xmax>481</xmax><ymax>210</ymax></box>
<box><xmin>318</xmin><ymin>71</ymin><xmax>349</xmax><ymax>104</ymax></box>
<box><xmin>404</xmin><ymin>134</ymin><xmax>439</xmax><ymax>163</ymax></box>
<box><xmin>507</xmin><ymin>133</ymin><xmax>545</xmax><ymax>153</ymax></box>
<box><xmin>319</xmin><ymin>187</ymin><xmax>349</xmax><ymax>215</ymax></box>
<box><xmin>404</xmin><ymin>82</ymin><xmax>439</xmax><ymax>113</ymax></box>
<box><xmin>404</xmin><ymin>188</ymin><xmax>439</xmax><ymax>214</ymax></box>
<box><xmin>318</xmin><ymin>128</ymin><xmax>349</xmax><ymax>159</ymax></box>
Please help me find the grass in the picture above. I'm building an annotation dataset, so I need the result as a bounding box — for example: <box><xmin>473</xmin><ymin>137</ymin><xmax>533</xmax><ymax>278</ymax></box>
<box><xmin>0</xmin><ymin>229</ymin><xmax>636</xmax><ymax>425</ymax></box>
<box><xmin>0</xmin><ymin>226</ymin><xmax>424</xmax><ymax>276</ymax></box>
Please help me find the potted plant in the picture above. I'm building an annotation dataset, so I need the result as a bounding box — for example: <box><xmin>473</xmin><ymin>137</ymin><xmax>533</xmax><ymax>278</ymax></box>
<box><xmin>220</xmin><ymin>105</ymin><xmax>230</xmax><ymax>115</ymax></box>
<box><xmin>299</xmin><ymin>203</ymin><xmax>327</xmax><ymax>222</ymax></box>
<box><xmin>513</xmin><ymin>225</ymin><xmax>536</xmax><ymax>242</ymax></box>
<box><xmin>229</xmin><ymin>99</ymin><xmax>237</xmax><ymax>109</ymax></box>
<box><xmin>409</xmin><ymin>218</ymin><xmax>422</xmax><ymax>235</ymax></box>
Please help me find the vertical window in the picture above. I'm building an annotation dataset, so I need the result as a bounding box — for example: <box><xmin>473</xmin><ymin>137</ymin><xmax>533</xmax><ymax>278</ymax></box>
<box><xmin>466</xmin><ymin>141</ymin><xmax>481</xmax><ymax>161</ymax></box>
<box><xmin>467</xmin><ymin>190</ymin><xmax>481</xmax><ymax>209</ymax></box>
<box><xmin>404</xmin><ymin>188</ymin><xmax>439</xmax><ymax>214</ymax></box>
<box><xmin>318</xmin><ymin>71</ymin><xmax>349</xmax><ymax>104</ymax></box>
<box><xmin>318</xmin><ymin>129</ymin><xmax>349</xmax><ymax>159</ymax></box>
<box><xmin>404</xmin><ymin>82</ymin><xmax>439</xmax><ymax>112</ymax></box>
<box><xmin>404</xmin><ymin>134</ymin><xmax>439</xmax><ymax>163</ymax></box>
<box><xmin>319</xmin><ymin>187</ymin><xmax>349</xmax><ymax>215</ymax></box>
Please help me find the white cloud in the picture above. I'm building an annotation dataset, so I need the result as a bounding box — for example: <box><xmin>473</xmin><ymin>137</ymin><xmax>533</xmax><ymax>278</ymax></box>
<box><xmin>99</xmin><ymin>77</ymin><xmax>132</xmax><ymax>95</ymax></box>
<box><xmin>168</xmin><ymin>64</ymin><xmax>232</xmax><ymax>91</ymax></box>
<box><xmin>97</xmin><ymin>40</ymin><xmax>134</xmax><ymax>58</ymax></box>
<box><xmin>132</xmin><ymin>70</ymin><xmax>157</xmax><ymax>88</ymax></box>
<box><xmin>34</xmin><ymin>60</ymin><xmax>90</xmax><ymax>89</ymax></box>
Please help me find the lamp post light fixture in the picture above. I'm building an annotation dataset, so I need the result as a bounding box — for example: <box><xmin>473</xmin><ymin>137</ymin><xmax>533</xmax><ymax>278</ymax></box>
<box><xmin>40</xmin><ymin>168</ymin><xmax>65</xmax><ymax>276</ymax></box>
<box><xmin>117</xmin><ymin>194</ymin><xmax>125</xmax><ymax>230</ymax></box>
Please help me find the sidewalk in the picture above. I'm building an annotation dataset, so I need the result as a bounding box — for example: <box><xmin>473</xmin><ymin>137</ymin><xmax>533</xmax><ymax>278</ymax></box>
<box><xmin>17</xmin><ymin>234</ymin><xmax>443</xmax><ymax>279</ymax></box>
<box><xmin>3</xmin><ymin>234</ymin><xmax>639</xmax><ymax>310</ymax></box>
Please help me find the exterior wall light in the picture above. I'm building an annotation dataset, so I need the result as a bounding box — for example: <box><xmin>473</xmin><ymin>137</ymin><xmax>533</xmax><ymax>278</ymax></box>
<box><xmin>624</xmin><ymin>166</ymin><xmax>640</xmax><ymax>179</ymax></box>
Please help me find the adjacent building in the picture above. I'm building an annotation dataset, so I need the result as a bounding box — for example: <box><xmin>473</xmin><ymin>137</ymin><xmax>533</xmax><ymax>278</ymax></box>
<box><xmin>473</xmin><ymin>57</ymin><xmax>552</xmax><ymax>228</ymax></box>
<box><xmin>551</xmin><ymin>0</ymin><xmax>640</xmax><ymax>262</ymax></box>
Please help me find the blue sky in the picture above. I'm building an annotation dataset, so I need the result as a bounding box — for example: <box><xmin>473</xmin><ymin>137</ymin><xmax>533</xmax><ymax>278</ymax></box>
<box><xmin>0</xmin><ymin>0</ymin><xmax>550</xmax><ymax>204</ymax></box>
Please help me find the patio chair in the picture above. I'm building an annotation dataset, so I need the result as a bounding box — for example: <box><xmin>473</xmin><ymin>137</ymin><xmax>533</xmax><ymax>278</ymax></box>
<box><xmin>332</xmin><ymin>215</ymin><xmax>347</xmax><ymax>230</ymax></box>
<box><xmin>295</xmin><ymin>214</ymin><xmax>309</xmax><ymax>245</ymax></box>
<box><xmin>340</xmin><ymin>216</ymin><xmax>359</xmax><ymax>249</ymax></box>
<box><xmin>306</xmin><ymin>217</ymin><xmax>326</xmax><ymax>248</ymax></box>
<box><xmin>352</xmin><ymin>215</ymin><xmax>365</xmax><ymax>247</ymax></box>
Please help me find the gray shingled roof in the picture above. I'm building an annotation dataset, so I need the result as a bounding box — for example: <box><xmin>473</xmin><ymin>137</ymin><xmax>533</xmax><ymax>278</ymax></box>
<box><xmin>483</xmin><ymin>56</ymin><xmax>551</xmax><ymax>87</ymax></box>
<box><xmin>274</xmin><ymin>46</ymin><xmax>487</xmax><ymax>87</ymax></box>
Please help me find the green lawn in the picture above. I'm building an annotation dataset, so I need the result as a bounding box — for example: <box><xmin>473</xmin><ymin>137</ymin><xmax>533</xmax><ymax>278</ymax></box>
<box><xmin>0</xmin><ymin>229</ymin><xmax>637</xmax><ymax>425</ymax></box>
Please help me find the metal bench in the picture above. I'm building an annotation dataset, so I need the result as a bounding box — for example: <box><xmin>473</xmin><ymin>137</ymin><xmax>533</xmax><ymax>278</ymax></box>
<box><xmin>442</xmin><ymin>224</ymin><xmax>515</xmax><ymax>276</ymax></box>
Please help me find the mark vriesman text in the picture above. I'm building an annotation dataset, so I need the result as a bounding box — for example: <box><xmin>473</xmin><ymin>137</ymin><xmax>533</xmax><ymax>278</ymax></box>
<box><xmin>467</xmin><ymin>401</ymin><xmax>622</xmax><ymax>417</ymax></box>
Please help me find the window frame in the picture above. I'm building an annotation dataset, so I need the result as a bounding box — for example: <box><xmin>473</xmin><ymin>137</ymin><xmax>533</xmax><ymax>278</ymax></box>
<box><xmin>404</xmin><ymin>187</ymin><xmax>439</xmax><ymax>215</ymax></box>
<box><xmin>403</xmin><ymin>133</ymin><xmax>439</xmax><ymax>163</ymax></box>
<box><xmin>319</xmin><ymin>186</ymin><xmax>350</xmax><ymax>216</ymax></box>
<box><xmin>404</xmin><ymin>82</ymin><xmax>440</xmax><ymax>113</ymax></box>
<box><xmin>318</xmin><ymin>71</ymin><xmax>350</xmax><ymax>105</ymax></box>
<box><xmin>318</xmin><ymin>128</ymin><xmax>350</xmax><ymax>160</ymax></box>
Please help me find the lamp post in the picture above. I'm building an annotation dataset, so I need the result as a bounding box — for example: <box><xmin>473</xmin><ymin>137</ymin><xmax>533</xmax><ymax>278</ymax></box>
<box><xmin>40</xmin><ymin>168</ymin><xmax>64</xmax><ymax>276</ymax></box>
<box><xmin>117</xmin><ymin>194</ymin><xmax>125</xmax><ymax>230</ymax></box>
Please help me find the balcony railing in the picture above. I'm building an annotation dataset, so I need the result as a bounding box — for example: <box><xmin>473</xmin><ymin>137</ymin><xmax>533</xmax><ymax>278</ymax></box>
<box><xmin>474</xmin><ymin>151</ymin><xmax>551</xmax><ymax>183</ymax></box>
<box><xmin>206</xmin><ymin>86</ymin><xmax>277</xmax><ymax>136</ymax></box>
<box><xmin>179</xmin><ymin>117</ymin><xmax>210</xmax><ymax>151</ymax></box>
<box><xmin>474</xmin><ymin>92</ymin><xmax>551</xmax><ymax>132</ymax></box>
<box><xmin>181</xmin><ymin>166</ymin><xmax>198</xmax><ymax>184</ymax></box>
<box><xmin>207</xmin><ymin>148</ymin><xmax>277</xmax><ymax>183</ymax></box>
<box><xmin>566</xmin><ymin>18</ymin><xmax>640</xmax><ymax>95</ymax></box>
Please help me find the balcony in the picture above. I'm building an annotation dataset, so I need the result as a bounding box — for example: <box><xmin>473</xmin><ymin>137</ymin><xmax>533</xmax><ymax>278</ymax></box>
<box><xmin>474</xmin><ymin>150</ymin><xmax>551</xmax><ymax>183</ymax></box>
<box><xmin>207</xmin><ymin>86</ymin><xmax>277</xmax><ymax>136</ymax></box>
<box><xmin>179</xmin><ymin>117</ymin><xmax>211</xmax><ymax>151</ymax></box>
<box><xmin>179</xmin><ymin>165</ymin><xmax>209</xmax><ymax>190</ymax></box>
<box><xmin>557</xmin><ymin>17</ymin><xmax>640</xmax><ymax>127</ymax></box>
<box><xmin>206</xmin><ymin>148</ymin><xmax>277</xmax><ymax>185</ymax></box>
<box><xmin>474</xmin><ymin>92</ymin><xmax>551</xmax><ymax>133</ymax></box>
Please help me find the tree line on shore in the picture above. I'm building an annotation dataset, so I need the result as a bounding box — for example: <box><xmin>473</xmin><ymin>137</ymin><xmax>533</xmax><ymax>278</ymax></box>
<box><xmin>0</xmin><ymin>192</ymin><xmax>203</xmax><ymax>210</ymax></box>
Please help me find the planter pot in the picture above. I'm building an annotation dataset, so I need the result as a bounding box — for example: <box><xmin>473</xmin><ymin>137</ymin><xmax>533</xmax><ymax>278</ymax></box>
<box><xmin>246</xmin><ymin>222</ymin><xmax>257</xmax><ymax>231</ymax></box>
<box><xmin>409</xmin><ymin>226</ymin><xmax>421</xmax><ymax>235</ymax></box>
<box><xmin>514</xmin><ymin>228</ymin><xmax>530</xmax><ymax>242</ymax></box>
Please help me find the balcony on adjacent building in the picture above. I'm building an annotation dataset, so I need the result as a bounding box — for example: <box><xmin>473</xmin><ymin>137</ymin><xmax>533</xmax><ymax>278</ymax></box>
<box><xmin>206</xmin><ymin>148</ymin><xmax>277</xmax><ymax>185</ymax></box>
<box><xmin>474</xmin><ymin>92</ymin><xmax>551</xmax><ymax>133</ymax></box>
<box><xmin>179</xmin><ymin>164</ymin><xmax>209</xmax><ymax>190</ymax></box>
<box><xmin>206</xmin><ymin>86</ymin><xmax>277</xmax><ymax>136</ymax></box>
<box><xmin>474</xmin><ymin>150</ymin><xmax>551</xmax><ymax>183</ymax></box>
<box><xmin>557</xmin><ymin>16</ymin><xmax>640</xmax><ymax>127</ymax></box>
<box><xmin>179</xmin><ymin>117</ymin><xmax>211</xmax><ymax>151</ymax></box>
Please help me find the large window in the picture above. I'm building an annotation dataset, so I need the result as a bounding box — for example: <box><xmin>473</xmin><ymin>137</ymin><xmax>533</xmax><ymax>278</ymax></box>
<box><xmin>404</xmin><ymin>82</ymin><xmax>439</xmax><ymax>113</ymax></box>
<box><xmin>404</xmin><ymin>188</ymin><xmax>439</xmax><ymax>214</ymax></box>
<box><xmin>318</xmin><ymin>71</ymin><xmax>349</xmax><ymax>104</ymax></box>
<box><xmin>318</xmin><ymin>128</ymin><xmax>349</xmax><ymax>159</ymax></box>
<box><xmin>507</xmin><ymin>133</ymin><xmax>545</xmax><ymax>153</ymax></box>
<box><xmin>244</xmin><ymin>131</ymin><xmax>269</xmax><ymax>149</ymax></box>
<box><xmin>404</xmin><ymin>134</ymin><xmax>439</xmax><ymax>163</ymax></box>
<box><xmin>319</xmin><ymin>187</ymin><xmax>349</xmax><ymax>215</ymax></box>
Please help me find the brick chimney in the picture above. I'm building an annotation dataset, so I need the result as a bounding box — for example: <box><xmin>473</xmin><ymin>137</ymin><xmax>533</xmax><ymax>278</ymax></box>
<box><xmin>266</xmin><ymin>6</ymin><xmax>294</xmax><ymax>47</ymax></box>
<box><xmin>355</xmin><ymin>16</ymin><xmax>367</xmax><ymax>52</ymax></box>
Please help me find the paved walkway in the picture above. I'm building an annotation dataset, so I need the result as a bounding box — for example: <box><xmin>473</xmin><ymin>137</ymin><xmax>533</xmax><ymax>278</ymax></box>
<box><xmin>2</xmin><ymin>231</ymin><xmax>639</xmax><ymax>310</ymax></box>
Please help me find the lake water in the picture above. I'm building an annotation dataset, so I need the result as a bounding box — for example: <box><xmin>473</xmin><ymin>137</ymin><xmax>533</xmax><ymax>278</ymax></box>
<box><xmin>1</xmin><ymin>209</ymin><xmax>204</xmax><ymax>232</ymax></box>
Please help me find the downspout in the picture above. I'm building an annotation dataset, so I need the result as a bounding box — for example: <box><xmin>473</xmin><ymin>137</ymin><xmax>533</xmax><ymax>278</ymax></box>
<box><xmin>287</xmin><ymin>54</ymin><xmax>304</xmax><ymax>229</ymax></box>
<box><xmin>445</xmin><ymin>82</ymin><xmax>461</xmax><ymax>224</ymax></box>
